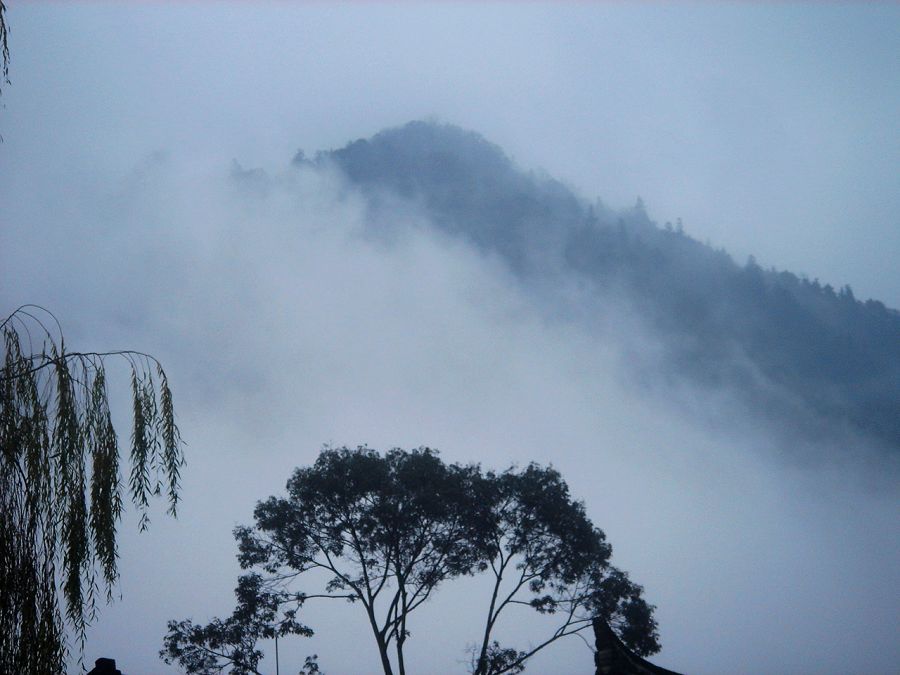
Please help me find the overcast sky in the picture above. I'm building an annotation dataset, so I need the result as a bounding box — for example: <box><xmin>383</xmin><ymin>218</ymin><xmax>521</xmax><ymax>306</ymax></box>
<box><xmin>1</xmin><ymin>3</ymin><xmax>899</xmax><ymax>675</ymax></box>
<box><xmin>3</xmin><ymin>2</ymin><xmax>899</xmax><ymax>306</ymax></box>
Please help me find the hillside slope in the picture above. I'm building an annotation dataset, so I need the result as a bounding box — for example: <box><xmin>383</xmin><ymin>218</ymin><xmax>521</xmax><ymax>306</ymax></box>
<box><xmin>308</xmin><ymin>121</ymin><xmax>900</xmax><ymax>456</ymax></box>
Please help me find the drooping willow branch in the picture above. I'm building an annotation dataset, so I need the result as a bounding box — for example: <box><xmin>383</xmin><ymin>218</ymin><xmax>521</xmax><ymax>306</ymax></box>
<box><xmin>1</xmin><ymin>305</ymin><xmax>185</xmax><ymax>673</ymax></box>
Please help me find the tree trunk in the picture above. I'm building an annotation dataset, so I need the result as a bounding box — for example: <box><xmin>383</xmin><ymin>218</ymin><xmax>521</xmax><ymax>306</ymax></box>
<box><xmin>365</xmin><ymin>606</ymin><xmax>395</xmax><ymax>675</ymax></box>
<box><xmin>475</xmin><ymin>571</ymin><xmax>504</xmax><ymax>675</ymax></box>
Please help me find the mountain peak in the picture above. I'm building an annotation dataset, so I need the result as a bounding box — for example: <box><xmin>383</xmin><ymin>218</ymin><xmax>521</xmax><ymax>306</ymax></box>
<box><xmin>315</xmin><ymin>122</ymin><xmax>900</xmax><ymax>456</ymax></box>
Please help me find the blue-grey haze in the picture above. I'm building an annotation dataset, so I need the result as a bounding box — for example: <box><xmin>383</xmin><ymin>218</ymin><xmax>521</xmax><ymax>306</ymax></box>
<box><xmin>1</xmin><ymin>3</ymin><xmax>898</xmax><ymax>674</ymax></box>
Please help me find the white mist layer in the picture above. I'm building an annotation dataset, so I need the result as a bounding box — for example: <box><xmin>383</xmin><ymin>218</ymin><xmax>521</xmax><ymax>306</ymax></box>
<box><xmin>2</xmin><ymin>156</ymin><xmax>897</xmax><ymax>675</ymax></box>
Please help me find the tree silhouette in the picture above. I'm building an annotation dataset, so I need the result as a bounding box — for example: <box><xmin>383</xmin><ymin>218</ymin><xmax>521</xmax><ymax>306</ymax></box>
<box><xmin>163</xmin><ymin>447</ymin><xmax>658</xmax><ymax>675</ymax></box>
<box><xmin>161</xmin><ymin>573</ymin><xmax>314</xmax><ymax>675</ymax></box>
<box><xmin>471</xmin><ymin>464</ymin><xmax>658</xmax><ymax>675</ymax></box>
<box><xmin>235</xmin><ymin>446</ymin><xmax>487</xmax><ymax>675</ymax></box>
<box><xmin>1</xmin><ymin>305</ymin><xmax>184</xmax><ymax>672</ymax></box>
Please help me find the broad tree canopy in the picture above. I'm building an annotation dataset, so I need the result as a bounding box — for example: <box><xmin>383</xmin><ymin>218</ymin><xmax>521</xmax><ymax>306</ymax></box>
<box><xmin>164</xmin><ymin>446</ymin><xmax>659</xmax><ymax>675</ymax></box>
<box><xmin>472</xmin><ymin>464</ymin><xmax>658</xmax><ymax>675</ymax></box>
<box><xmin>235</xmin><ymin>446</ymin><xmax>491</xmax><ymax>675</ymax></box>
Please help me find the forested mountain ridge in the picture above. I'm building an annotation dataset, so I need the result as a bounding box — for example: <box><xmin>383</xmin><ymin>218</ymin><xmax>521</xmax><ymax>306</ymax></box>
<box><xmin>300</xmin><ymin>121</ymin><xmax>900</xmax><ymax>455</ymax></box>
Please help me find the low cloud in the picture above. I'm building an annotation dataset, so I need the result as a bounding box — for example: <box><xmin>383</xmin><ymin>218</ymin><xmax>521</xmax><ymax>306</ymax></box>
<box><xmin>2</xmin><ymin>153</ymin><xmax>897</xmax><ymax>674</ymax></box>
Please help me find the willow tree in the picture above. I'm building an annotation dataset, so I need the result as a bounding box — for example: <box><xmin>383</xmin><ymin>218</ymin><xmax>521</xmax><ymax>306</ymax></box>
<box><xmin>1</xmin><ymin>305</ymin><xmax>185</xmax><ymax>673</ymax></box>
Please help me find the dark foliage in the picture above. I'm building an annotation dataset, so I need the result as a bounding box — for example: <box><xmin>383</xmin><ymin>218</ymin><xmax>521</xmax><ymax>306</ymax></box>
<box><xmin>161</xmin><ymin>573</ymin><xmax>314</xmax><ymax>675</ymax></box>
<box><xmin>1</xmin><ymin>306</ymin><xmax>184</xmax><ymax>673</ymax></box>
<box><xmin>165</xmin><ymin>447</ymin><xmax>658</xmax><ymax>675</ymax></box>
<box><xmin>471</xmin><ymin>464</ymin><xmax>658</xmax><ymax>675</ymax></box>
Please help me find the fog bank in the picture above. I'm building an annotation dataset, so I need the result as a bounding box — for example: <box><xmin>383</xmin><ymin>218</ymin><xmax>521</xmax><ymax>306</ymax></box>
<box><xmin>2</xmin><ymin>155</ymin><xmax>897</xmax><ymax>673</ymax></box>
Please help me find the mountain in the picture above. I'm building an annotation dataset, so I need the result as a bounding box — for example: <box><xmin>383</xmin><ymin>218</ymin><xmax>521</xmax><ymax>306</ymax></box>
<box><xmin>303</xmin><ymin>121</ymin><xmax>900</xmax><ymax>456</ymax></box>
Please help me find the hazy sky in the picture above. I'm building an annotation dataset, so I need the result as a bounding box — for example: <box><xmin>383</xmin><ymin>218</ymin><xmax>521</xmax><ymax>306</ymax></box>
<box><xmin>3</xmin><ymin>2</ymin><xmax>899</xmax><ymax>306</ymax></box>
<box><xmin>1</xmin><ymin>3</ymin><xmax>899</xmax><ymax>675</ymax></box>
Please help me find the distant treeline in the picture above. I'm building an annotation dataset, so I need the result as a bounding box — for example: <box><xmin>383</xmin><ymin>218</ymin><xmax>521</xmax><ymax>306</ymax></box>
<box><xmin>301</xmin><ymin>121</ymin><xmax>900</xmax><ymax>454</ymax></box>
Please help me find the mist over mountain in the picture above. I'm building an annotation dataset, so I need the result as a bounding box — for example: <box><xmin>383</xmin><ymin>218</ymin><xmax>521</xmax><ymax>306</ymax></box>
<box><xmin>7</xmin><ymin>121</ymin><xmax>898</xmax><ymax>675</ymax></box>
<box><xmin>3</xmin><ymin>4</ymin><xmax>899</xmax><ymax>672</ymax></box>
<box><xmin>297</xmin><ymin>121</ymin><xmax>900</xmax><ymax>462</ymax></box>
